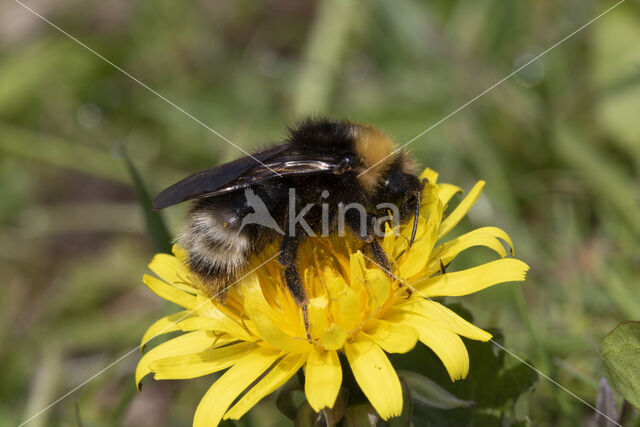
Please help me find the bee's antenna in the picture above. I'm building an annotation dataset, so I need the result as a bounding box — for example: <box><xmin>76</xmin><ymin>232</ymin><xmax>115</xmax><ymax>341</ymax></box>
<box><xmin>408</xmin><ymin>189</ymin><xmax>421</xmax><ymax>247</ymax></box>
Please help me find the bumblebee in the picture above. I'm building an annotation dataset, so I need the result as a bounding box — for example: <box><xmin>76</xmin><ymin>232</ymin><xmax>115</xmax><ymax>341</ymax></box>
<box><xmin>154</xmin><ymin>118</ymin><xmax>423</xmax><ymax>326</ymax></box>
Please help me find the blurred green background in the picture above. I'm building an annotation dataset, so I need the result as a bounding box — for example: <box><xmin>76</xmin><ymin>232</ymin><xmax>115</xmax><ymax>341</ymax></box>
<box><xmin>1</xmin><ymin>0</ymin><xmax>639</xmax><ymax>426</ymax></box>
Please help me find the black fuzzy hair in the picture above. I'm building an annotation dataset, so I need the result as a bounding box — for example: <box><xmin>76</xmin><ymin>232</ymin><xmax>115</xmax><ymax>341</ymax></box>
<box><xmin>286</xmin><ymin>116</ymin><xmax>355</xmax><ymax>153</ymax></box>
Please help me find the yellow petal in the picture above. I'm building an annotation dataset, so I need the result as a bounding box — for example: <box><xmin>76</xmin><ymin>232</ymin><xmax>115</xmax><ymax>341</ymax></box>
<box><xmin>398</xmin><ymin>217</ymin><xmax>437</xmax><ymax>279</ymax></box>
<box><xmin>421</xmin><ymin>184</ymin><xmax>444</xmax><ymax>222</ymax></box>
<box><xmin>392</xmin><ymin>230</ymin><xmax>409</xmax><ymax>260</ymax></box>
<box><xmin>242</xmin><ymin>284</ymin><xmax>310</xmax><ymax>352</ymax></box>
<box><xmin>305</xmin><ymin>349</ymin><xmax>342</xmax><ymax>412</ymax></box>
<box><xmin>438</xmin><ymin>180</ymin><xmax>485</xmax><ymax>239</ymax></box>
<box><xmin>150</xmin><ymin>342</ymin><xmax>255</xmax><ymax>380</ymax></box>
<box><xmin>141</xmin><ymin>315</ymin><xmax>234</xmax><ymax>350</ymax></box>
<box><xmin>225</xmin><ymin>353</ymin><xmax>307</xmax><ymax>420</ymax></box>
<box><xmin>432</xmin><ymin>226</ymin><xmax>514</xmax><ymax>270</ymax></box>
<box><xmin>172</xmin><ymin>244</ymin><xmax>190</xmax><ymax>264</ymax></box>
<box><xmin>193</xmin><ymin>347</ymin><xmax>281</xmax><ymax>427</ymax></box>
<box><xmin>308</xmin><ymin>296</ymin><xmax>330</xmax><ymax>336</ymax></box>
<box><xmin>399</xmin><ymin>211</ymin><xmax>425</xmax><ymax>244</ymax></box>
<box><xmin>364</xmin><ymin>268</ymin><xmax>391</xmax><ymax>310</ymax></box>
<box><xmin>148</xmin><ymin>253</ymin><xmax>197</xmax><ymax>293</ymax></box>
<box><xmin>420</xmin><ymin>168</ymin><xmax>438</xmax><ymax>183</ymax></box>
<box><xmin>323</xmin><ymin>267</ymin><xmax>346</xmax><ymax>297</ymax></box>
<box><xmin>411</xmin><ymin>316</ymin><xmax>469</xmax><ymax>381</ymax></box>
<box><xmin>136</xmin><ymin>331</ymin><xmax>214</xmax><ymax>390</ymax></box>
<box><xmin>413</xmin><ymin>258</ymin><xmax>529</xmax><ymax>297</ymax></box>
<box><xmin>142</xmin><ymin>274</ymin><xmax>197</xmax><ymax>309</ymax></box>
<box><xmin>400</xmin><ymin>300</ymin><xmax>491</xmax><ymax>341</ymax></box>
<box><xmin>349</xmin><ymin>251</ymin><xmax>366</xmax><ymax>286</ymax></box>
<box><xmin>140</xmin><ymin>310</ymin><xmax>192</xmax><ymax>351</ymax></box>
<box><xmin>250</xmin><ymin>311</ymin><xmax>310</xmax><ymax>353</ymax></box>
<box><xmin>381</xmin><ymin>223</ymin><xmax>397</xmax><ymax>256</ymax></box>
<box><xmin>332</xmin><ymin>285</ymin><xmax>361</xmax><ymax>331</ymax></box>
<box><xmin>344</xmin><ymin>338</ymin><xmax>402</xmax><ymax>420</ymax></box>
<box><xmin>363</xmin><ymin>319</ymin><xmax>418</xmax><ymax>354</ymax></box>
<box><xmin>177</xmin><ymin>315</ymin><xmax>252</xmax><ymax>341</ymax></box>
<box><xmin>437</xmin><ymin>183</ymin><xmax>462</xmax><ymax>206</ymax></box>
<box><xmin>321</xmin><ymin>323</ymin><xmax>348</xmax><ymax>351</ymax></box>
<box><xmin>242</xmin><ymin>279</ymin><xmax>309</xmax><ymax>352</ymax></box>
<box><xmin>197</xmin><ymin>298</ymin><xmax>253</xmax><ymax>340</ymax></box>
<box><xmin>175</xmin><ymin>316</ymin><xmax>226</xmax><ymax>331</ymax></box>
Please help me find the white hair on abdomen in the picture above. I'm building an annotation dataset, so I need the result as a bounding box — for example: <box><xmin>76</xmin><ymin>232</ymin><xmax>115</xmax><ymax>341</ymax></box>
<box><xmin>178</xmin><ymin>204</ymin><xmax>250</xmax><ymax>276</ymax></box>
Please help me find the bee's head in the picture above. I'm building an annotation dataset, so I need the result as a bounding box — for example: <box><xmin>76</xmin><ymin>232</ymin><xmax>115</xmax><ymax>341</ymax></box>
<box><xmin>374</xmin><ymin>162</ymin><xmax>423</xmax><ymax>222</ymax></box>
<box><xmin>348</xmin><ymin>123</ymin><xmax>422</xmax><ymax>223</ymax></box>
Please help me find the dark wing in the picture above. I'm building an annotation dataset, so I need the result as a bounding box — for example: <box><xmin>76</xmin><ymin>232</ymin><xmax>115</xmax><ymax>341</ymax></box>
<box><xmin>153</xmin><ymin>144</ymin><xmax>290</xmax><ymax>209</ymax></box>
<box><xmin>153</xmin><ymin>145</ymin><xmax>353</xmax><ymax>209</ymax></box>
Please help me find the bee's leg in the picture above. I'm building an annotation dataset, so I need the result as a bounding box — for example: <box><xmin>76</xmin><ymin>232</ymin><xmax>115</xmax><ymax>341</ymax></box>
<box><xmin>368</xmin><ymin>236</ymin><xmax>392</xmax><ymax>274</ymax></box>
<box><xmin>279</xmin><ymin>230</ymin><xmax>311</xmax><ymax>339</ymax></box>
<box><xmin>344</xmin><ymin>212</ymin><xmax>393</xmax><ymax>275</ymax></box>
<box><xmin>408</xmin><ymin>188</ymin><xmax>422</xmax><ymax>248</ymax></box>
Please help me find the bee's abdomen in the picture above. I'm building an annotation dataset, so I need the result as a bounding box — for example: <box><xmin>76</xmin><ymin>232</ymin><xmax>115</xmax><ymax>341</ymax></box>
<box><xmin>179</xmin><ymin>201</ymin><xmax>252</xmax><ymax>298</ymax></box>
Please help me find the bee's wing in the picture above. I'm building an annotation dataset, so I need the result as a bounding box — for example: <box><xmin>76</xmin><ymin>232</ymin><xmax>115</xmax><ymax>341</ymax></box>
<box><xmin>153</xmin><ymin>144</ymin><xmax>291</xmax><ymax>209</ymax></box>
<box><xmin>153</xmin><ymin>145</ymin><xmax>350</xmax><ymax>209</ymax></box>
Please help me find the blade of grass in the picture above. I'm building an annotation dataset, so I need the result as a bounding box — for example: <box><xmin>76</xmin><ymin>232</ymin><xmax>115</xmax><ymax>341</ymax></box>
<box><xmin>0</xmin><ymin>124</ymin><xmax>127</xmax><ymax>184</ymax></box>
<box><xmin>292</xmin><ymin>0</ymin><xmax>357</xmax><ymax>115</ymax></box>
<box><xmin>555</xmin><ymin>125</ymin><xmax>640</xmax><ymax>236</ymax></box>
<box><xmin>116</xmin><ymin>142</ymin><xmax>172</xmax><ymax>253</ymax></box>
<box><xmin>21</xmin><ymin>345</ymin><xmax>62</xmax><ymax>427</ymax></box>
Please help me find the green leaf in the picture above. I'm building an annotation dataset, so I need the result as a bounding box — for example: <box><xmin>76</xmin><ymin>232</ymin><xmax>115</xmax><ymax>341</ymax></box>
<box><xmin>116</xmin><ymin>142</ymin><xmax>172</xmax><ymax>253</ymax></box>
<box><xmin>322</xmin><ymin>388</ymin><xmax>349</xmax><ymax>426</ymax></box>
<box><xmin>390</xmin><ymin>323</ymin><xmax>538</xmax><ymax>426</ymax></box>
<box><xmin>276</xmin><ymin>376</ymin><xmax>303</xmax><ymax>421</ymax></box>
<box><xmin>342</xmin><ymin>403</ymin><xmax>380</xmax><ymax>427</ymax></box>
<box><xmin>488</xmin><ymin>361</ymin><xmax>538</xmax><ymax>408</ymax></box>
<box><xmin>601</xmin><ymin>321</ymin><xmax>640</xmax><ymax>410</ymax></box>
<box><xmin>399</xmin><ymin>370</ymin><xmax>473</xmax><ymax>410</ymax></box>
<box><xmin>294</xmin><ymin>401</ymin><xmax>322</xmax><ymax>427</ymax></box>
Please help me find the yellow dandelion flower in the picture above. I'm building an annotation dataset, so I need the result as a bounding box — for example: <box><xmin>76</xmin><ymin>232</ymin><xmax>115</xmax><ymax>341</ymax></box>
<box><xmin>136</xmin><ymin>168</ymin><xmax>529</xmax><ymax>425</ymax></box>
